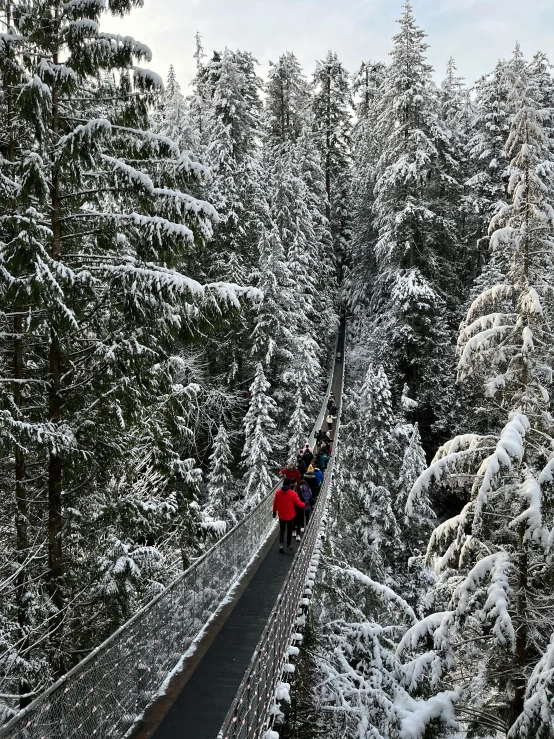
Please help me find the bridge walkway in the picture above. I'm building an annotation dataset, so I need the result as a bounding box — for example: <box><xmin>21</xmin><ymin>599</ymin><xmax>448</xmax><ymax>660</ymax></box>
<box><xmin>139</xmin><ymin>327</ymin><xmax>345</xmax><ymax>739</ymax></box>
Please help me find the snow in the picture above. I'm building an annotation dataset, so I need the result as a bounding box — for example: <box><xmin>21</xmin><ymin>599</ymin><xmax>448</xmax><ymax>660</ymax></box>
<box><xmin>472</xmin><ymin>414</ymin><xmax>529</xmax><ymax>527</ymax></box>
<box><xmin>133</xmin><ymin>66</ymin><xmax>163</xmax><ymax>89</ymax></box>
<box><xmin>397</xmin><ymin>613</ymin><xmax>450</xmax><ymax>657</ymax></box>
<box><xmin>398</xmin><ymin>688</ymin><xmax>461</xmax><ymax>739</ymax></box>
<box><xmin>340</xmin><ymin>567</ymin><xmax>417</xmax><ymax>623</ymax></box>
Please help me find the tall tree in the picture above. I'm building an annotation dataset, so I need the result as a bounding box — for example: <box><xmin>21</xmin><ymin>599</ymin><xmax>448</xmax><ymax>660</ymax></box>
<box><xmin>241</xmin><ymin>363</ymin><xmax>278</xmax><ymax>509</ymax></box>
<box><xmin>312</xmin><ymin>50</ymin><xmax>352</xmax><ymax>268</ymax></box>
<box><xmin>369</xmin><ymin>0</ymin><xmax>460</xmax><ymax>449</ymax></box>
<box><xmin>403</xmin><ymin>62</ymin><xmax>554</xmax><ymax>736</ymax></box>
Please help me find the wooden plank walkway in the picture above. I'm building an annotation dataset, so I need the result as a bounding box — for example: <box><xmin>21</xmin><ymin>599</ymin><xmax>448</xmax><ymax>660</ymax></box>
<box><xmin>139</xmin><ymin>328</ymin><xmax>345</xmax><ymax>739</ymax></box>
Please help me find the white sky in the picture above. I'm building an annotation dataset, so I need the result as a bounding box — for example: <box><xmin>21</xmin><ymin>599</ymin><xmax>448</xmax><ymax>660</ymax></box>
<box><xmin>109</xmin><ymin>0</ymin><xmax>554</xmax><ymax>90</ymax></box>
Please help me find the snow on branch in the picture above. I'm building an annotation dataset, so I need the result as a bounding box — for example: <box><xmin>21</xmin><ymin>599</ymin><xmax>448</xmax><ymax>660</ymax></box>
<box><xmin>337</xmin><ymin>567</ymin><xmax>417</xmax><ymax>623</ymax></box>
<box><xmin>510</xmin><ymin>472</ymin><xmax>548</xmax><ymax>547</ymax></box>
<box><xmin>451</xmin><ymin>551</ymin><xmax>515</xmax><ymax>649</ymax></box>
<box><xmin>471</xmin><ymin>414</ymin><xmax>529</xmax><ymax>528</ymax></box>
<box><xmin>407</xmin><ymin>448</ymin><xmax>478</xmax><ymax>512</ymax></box>
<box><xmin>465</xmin><ymin>284</ymin><xmax>515</xmax><ymax>324</ymax></box>
<box><xmin>457</xmin><ymin>325</ymin><xmax>513</xmax><ymax>375</ymax></box>
<box><xmin>508</xmin><ymin>634</ymin><xmax>554</xmax><ymax>738</ymax></box>
<box><xmin>397</xmin><ymin>612</ymin><xmax>451</xmax><ymax>657</ymax></box>
<box><xmin>457</xmin><ymin>313</ymin><xmax>515</xmax><ymax>354</ymax></box>
<box><xmin>431</xmin><ymin>434</ymin><xmax>489</xmax><ymax>464</ymax></box>
<box><xmin>397</xmin><ymin>688</ymin><xmax>462</xmax><ymax>739</ymax></box>
<box><xmin>538</xmin><ymin>457</ymin><xmax>554</xmax><ymax>485</ymax></box>
<box><xmin>133</xmin><ymin>66</ymin><xmax>163</xmax><ymax>90</ymax></box>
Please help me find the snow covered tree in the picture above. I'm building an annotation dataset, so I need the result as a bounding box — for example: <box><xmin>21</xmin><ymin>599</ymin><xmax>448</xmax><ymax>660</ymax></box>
<box><xmin>466</xmin><ymin>59</ymin><xmax>512</xmax><ymax>272</ymax></box>
<box><xmin>402</xmin><ymin>63</ymin><xmax>554</xmax><ymax>735</ymax></box>
<box><xmin>287</xmin><ymin>389</ymin><xmax>310</xmax><ymax>464</ymax></box>
<box><xmin>152</xmin><ymin>65</ymin><xmax>193</xmax><ymax>149</ymax></box>
<box><xmin>250</xmin><ymin>225</ymin><xmax>295</xmax><ymax>387</ymax></box>
<box><xmin>0</xmin><ymin>0</ymin><xmax>258</xmax><ymax>711</ymax></box>
<box><xmin>241</xmin><ymin>363</ymin><xmax>278</xmax><ymax>509</ymax></box>
<box><xmin>206</xmin><ymin>424</ymin><xmax>235</xmax><ymax>522</ymax></box>
<box><xmin>266</xmin><ymin>52</ymin><xmax>310</xmax><ymax>149</ymax></box>
<box><xmin>312</xmin><ymin>50</ymin><xmax>352</xmax><ymax>266</ymax></box>
<box><xmin>346</xmin><ymin>60</ymin><xmax>386</xmax><ymax>312</ymax></box>
<box><xmin>369</xmin><ymin>1</ymin><xmax>461</xmax><ymax>448</ymax></box>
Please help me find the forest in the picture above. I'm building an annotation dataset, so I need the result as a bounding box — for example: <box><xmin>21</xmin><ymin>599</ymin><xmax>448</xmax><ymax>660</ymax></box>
<box><xmin>1</xmin><ymin>0</ymin><xmax>553</xmax><ymax>736</ymax></box>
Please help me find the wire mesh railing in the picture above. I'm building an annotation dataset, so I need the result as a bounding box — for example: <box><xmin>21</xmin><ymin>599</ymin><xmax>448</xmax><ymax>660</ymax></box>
<box><xmin>0</xmin><ymin>346</ymin><xmax>338</xmax><ymax>739</ymax></box>
<box><xmin>217</xmin><ymin>335</ymin><xmax>345</xmax><ymax>739</ymax></box>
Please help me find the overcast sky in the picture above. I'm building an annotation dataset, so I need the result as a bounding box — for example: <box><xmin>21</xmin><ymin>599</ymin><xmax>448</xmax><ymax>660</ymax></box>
<box><xmin>109</xmin><ymin>0</ymin><xmax>553</xmax><ymax>90</ymax></box>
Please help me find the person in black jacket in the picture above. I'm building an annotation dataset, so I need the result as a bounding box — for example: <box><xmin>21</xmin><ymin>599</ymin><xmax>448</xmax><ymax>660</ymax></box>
<box><xmin>296</xmin><ymin>454</ymin><xmax>307</xmax><ymax>477</ymax></box>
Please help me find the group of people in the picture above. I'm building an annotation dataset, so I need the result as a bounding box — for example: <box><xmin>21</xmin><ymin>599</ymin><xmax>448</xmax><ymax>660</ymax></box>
<box><xmin>272</xmin><ymin>397</ymin><xmax>337</xmax><ymax>553</ymax></box>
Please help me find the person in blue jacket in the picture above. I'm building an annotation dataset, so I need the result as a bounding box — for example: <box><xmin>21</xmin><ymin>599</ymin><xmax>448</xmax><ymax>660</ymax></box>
<box><xmin>314</xmin><ymin>464</ymin><xmax>324</xmax><ymax>489</ymax></box>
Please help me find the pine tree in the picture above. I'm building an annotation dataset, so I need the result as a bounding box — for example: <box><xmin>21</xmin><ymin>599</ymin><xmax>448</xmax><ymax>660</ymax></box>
<box><xmin>369</xmin><ymin>0</ymin><xmax>460</xmax><ymax>449</ymax></box>
<box><xmin>206</xmin><ymin>424</ymin><xmax>235</xmax><ymax>521</ymax></box>
<box><xmin>266</xmin><ymin>52</ymin><xmax>310</xmax><ymax>148</ymax></box>
<box><xmin>287</xmin><ymin>389</ymin><xmax>310</xmax><ymax>463</ymax></box>
<box><xmin>402</xmin><ymin>63</ymin><xmax>554</xmax><ymax>735</ymax></box>
<box><xmin>466</xmin><ymin>59</ymin><xmax>512</xmax><ymax>270</ymax></box>
<box><xmin>312</xmin><ymin>50</ymin><xmax>352</xmax><ymax>267</ymax></box>
<box><xmin>250</xmin><ymin>225</ymin><xmax>294</xmax><ymax>381</ymax></box>
<box><xmin>0</xmin><ymin>0</ymin><xmax>257</xmax><ymax>707</ymax></box>
<box><xmin>347</xmin><ymin>60</ymin><xmax>386</xmax><ymax>312</ymax></box>
<box><xmin>241</xmin><ymin>363</ymin><xmax>278</xmax><ymax>509</ymax></box>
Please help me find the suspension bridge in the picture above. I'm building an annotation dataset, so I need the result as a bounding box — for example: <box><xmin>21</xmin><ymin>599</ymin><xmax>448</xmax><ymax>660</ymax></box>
<box><xmin>0</xmin><ymin>325</ymin><xmax>345</xmax><ymax>739</ymax></box>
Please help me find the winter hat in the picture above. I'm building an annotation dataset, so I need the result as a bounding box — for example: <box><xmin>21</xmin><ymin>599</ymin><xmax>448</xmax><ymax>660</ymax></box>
<box><xmin>282</xmin><ymin>481</ymin><xmax>291</xmax><ymax>491</ymax></box>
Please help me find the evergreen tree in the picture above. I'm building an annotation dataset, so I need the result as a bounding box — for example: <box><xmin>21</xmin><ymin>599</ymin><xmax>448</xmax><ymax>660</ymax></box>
<box><xmin>312</xmin><ymin>50</ymin><xmax>352</xmax><ymax>268</ymax></box>
<box><xmin>370</xmin><ymin>0</ymin><xmax>460</xmax><ymax>449</ymax></box>
<box><xmin>287</xmin><ymin>389</ymin><xmax>310</xmax><ymax>464</ymax></box>
<box><xmin>403</xmin><ymin>63</ymin><xmax>554</xmax><ymax>736</ymax></box>
<box><xmin>266</xmin><ymin>52</ymin><xmax>310</xmax><ymax>148</ymax></box>
<box><xmin>206</xmin><ymin>424</ymin><xmax>235</xmax><ymax>522</ymax></box>
<box><xmin>467</xmin><ymin>59</ymin><xmax>512</xmax><ymax>270</ymax></box>
<box><xmin>0</xmin><ymin>0</ymin><xmax>256</xmax><ymax>706</ymax></box>
<box><xmin>241</xmin><ymin>363</ymin><xmax>278</xmax><ymax>509</ymax></box>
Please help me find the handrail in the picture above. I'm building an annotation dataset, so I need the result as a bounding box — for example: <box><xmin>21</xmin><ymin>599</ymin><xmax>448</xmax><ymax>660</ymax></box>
<box><xmin>0</xmin><ymin>341</ymin><xmax>339</xmax><ymax>739</ymax></box>
<box><xmin>217</xmin><ymin>325</ymin><xmax>345</xmax><ymax>739</ymax></box>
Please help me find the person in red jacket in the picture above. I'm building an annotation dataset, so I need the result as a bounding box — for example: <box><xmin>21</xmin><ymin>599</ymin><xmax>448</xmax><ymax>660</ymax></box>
<box><xmin>273</xmin><ymin>481</ymin><xmax>305</xmax><ymax>552</ymax></box>
<box><xmin>278</xmin><ymin>463</ymin><xmax>302</xmax><ymax>487</ymax></box>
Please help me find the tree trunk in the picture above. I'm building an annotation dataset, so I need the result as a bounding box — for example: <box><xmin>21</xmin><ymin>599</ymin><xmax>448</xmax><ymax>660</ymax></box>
<box><xmin>325</xmin><ymin>67</ymin><xmax>331</xmax><ymax>225</ymax></box>
<box><xmin>48</xmin><ymin>32</ymin><xmax>65</xmax><ymax>677</ymax></box>
<box><xmin>511</xmin><ymin>530</ymin><xmax>528</xmax><ymax>728</ymax></box>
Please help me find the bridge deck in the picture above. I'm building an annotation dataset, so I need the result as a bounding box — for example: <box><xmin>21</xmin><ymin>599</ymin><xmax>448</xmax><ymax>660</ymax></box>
<box><xmin>138</xmin><ymin>328</ymin><xmax>344</xmax><ymax>739</ymax></box>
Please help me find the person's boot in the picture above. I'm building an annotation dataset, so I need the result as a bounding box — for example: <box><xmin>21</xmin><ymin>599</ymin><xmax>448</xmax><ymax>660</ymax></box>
<box><xmin>279</xmin><ymin>544</ymin><xmax>284</xmax><ymax>553</ymax></box>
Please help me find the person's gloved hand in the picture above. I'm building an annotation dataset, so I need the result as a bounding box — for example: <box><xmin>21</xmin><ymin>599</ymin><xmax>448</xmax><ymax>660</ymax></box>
<box><xmin>272</xmin><ymin>511</ymin><xmax>276</xmax><ymax>519</ymax></box>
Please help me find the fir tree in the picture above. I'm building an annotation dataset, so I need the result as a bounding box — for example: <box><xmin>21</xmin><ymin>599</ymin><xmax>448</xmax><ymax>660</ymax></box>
<box><xmin>241</xmin><ymin>363</ymin><xmax>278</xmax><ymax>509</ymax></box>
<box><xmin>403</xmin><ymin>63</ymin><xmax>554</xmax><ymax>735</ymax></box>
<box><xmin>206</xmin><ymin>424</ymin><xmax>235</xmax><ymax>522</ymax></box>
<box><xmin>312</xmin><ymin>50</ymin><xmax>352</xmax><ymax>267</ymax></box>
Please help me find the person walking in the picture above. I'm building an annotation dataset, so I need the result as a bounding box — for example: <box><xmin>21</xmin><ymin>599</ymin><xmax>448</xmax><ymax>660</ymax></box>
<box><xmin>302</xmin><ymin>444</ymin><xmax>313</xmax><ymax>466</ymax></box>
<box><xmin>273</xmin><ymin>481</ymin><xmax>305</xmax><ymax>552</ymax></box>
<box><xmin>278</xmin><ymin>463</ymin><xmax>302</xmax><ymax>487</ymax></box>
<box><xmin>314</xmin><ymin>463</ymin><xmax>324</xmax><ymax>492</ymax></box>
<box><xmin>304</xmin><ymin>462</ymin><xmax>318</xmax><ymax>500</ymax></box>
<box><xmin>326</xmin><ymin>402</ymin><xmax>338</xmax><ymax>437</ymax></box>
<box><xmin>296</xmin><ymin>454</ymin><xmax>307</xmax><ymax>477</ymax></box>
<box><xmin>317</xmin><ymin>447</ymin><xmax>329</xmax><ymax>470</ymax></box>
<box><xmin>295</xmin><ymin>480</ymin><xmax>312</xmax><ymax>540</ymax></box>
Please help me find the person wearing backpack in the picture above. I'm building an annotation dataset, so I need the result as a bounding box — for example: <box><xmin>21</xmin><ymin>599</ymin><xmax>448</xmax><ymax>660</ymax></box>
<box><xmin>295</xmin><ymin>480</ymin><xmax>313</xmax><ymax>540</ymax></box>
<box><xmin>302</xmin><ymin>444</ymin><xmax>313</xmax><ymax>466</ymax></box>
<box><xmin>304</xmin><ymin>462</ymin><xmax>318</xmax><ymax>500</ymax></box>
<box><xmin>272</xmin><ymin>481</ymin><xmax>305</xmax><ymax>552</ymax></box>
